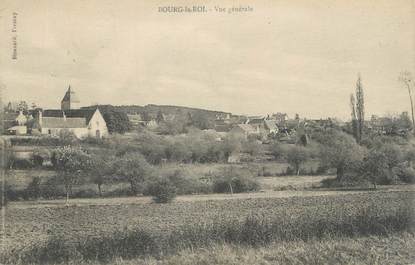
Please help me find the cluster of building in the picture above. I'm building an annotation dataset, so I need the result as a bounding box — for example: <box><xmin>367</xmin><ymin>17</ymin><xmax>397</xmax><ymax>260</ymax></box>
<box><xmin>4</xmin><ymin>86</ymin><xmax>109</xmax><ymax>138</ymax></box>
<box><xmin>4</xmin><ymin>86</ymin><xmax>345</xmax><ymax>141</ymax></box>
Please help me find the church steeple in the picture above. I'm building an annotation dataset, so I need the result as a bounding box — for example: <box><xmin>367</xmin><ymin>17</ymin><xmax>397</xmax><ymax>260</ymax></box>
<box><xmin>61</xmin><ymin>85</ymin><xmax>80</xmax><ymax>110</ymax></box>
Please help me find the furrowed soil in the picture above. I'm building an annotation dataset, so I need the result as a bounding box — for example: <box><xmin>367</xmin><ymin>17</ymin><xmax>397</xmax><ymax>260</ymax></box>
<box><xmin>2</xmin><ymin>189</ymin><xmax>414</xmax><ymax>258</ymax></box>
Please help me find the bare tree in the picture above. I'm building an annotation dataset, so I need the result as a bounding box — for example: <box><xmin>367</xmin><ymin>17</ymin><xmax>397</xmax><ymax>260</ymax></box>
<box><xmin>399</xmin><ymin>71</ymin><xmax>415</xmax><ymax>135</ymax></box>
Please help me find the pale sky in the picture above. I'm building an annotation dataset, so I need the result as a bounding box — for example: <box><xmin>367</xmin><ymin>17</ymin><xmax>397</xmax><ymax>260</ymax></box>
<box><xmin>0</xmin><ymin>0</ymin><xmax>414</xmax><ymax>119</ymax></box>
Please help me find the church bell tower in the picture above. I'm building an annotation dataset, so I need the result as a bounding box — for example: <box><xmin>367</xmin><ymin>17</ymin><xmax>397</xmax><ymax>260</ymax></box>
<box><xmin>61</xmin><ymin>85</ymin><xmax>80</xmax><ymax>111</ymax></box>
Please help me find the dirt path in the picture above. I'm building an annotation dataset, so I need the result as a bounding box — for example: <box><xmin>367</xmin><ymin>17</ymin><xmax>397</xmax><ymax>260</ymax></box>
<box><xmin>9</xmin><ymin>184</ymin><xmax>414</xmax><ymax>209</ymax></box>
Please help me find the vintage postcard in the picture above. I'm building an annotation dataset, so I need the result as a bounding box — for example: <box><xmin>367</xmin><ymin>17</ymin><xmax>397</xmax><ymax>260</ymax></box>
<box><xmin>0</xmin><ymin>0</ymin><xmax>414</xmax><ymax>264</ymax></box>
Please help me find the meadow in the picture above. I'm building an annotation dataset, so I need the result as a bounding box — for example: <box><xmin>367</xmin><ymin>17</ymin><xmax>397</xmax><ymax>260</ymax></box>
<box><xmin>2</xmin><ymin>189</ymin><xmax>414</xmax><ymax>264</ymax></box>
<box><xmin>72</xmin><ymin>233</ymin><xmax>415</xmax><ymax>265</ymax></box>
<box><xmin>5</xmin><ymin>160</ymin><xmax>322</xmax><ymax>199</ymax></box>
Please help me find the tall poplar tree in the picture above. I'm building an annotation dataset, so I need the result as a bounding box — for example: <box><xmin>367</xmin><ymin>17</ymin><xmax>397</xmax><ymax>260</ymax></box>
<box><xmin>355</xmin><ymin>75</ymin><xmax>365</xmax><ymax>143</ymax></box>
<box><xmin>350</xmin><ymin>94</ymin><xmax>359</xmax><ymax>141</ymax></box>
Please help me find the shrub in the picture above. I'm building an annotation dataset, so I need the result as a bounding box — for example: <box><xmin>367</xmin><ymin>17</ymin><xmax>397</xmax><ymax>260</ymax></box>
<box><xmin>0</xmin><ymin>187</ymin><xmax>8</xmax><ymax>208</ymax></box>
<box><xmin>20</xmin><ymin>234</ymin><xmax>82</xmax><ymax>264</ymax></box>
<box><xmin>24</xmin><ymin>177</ymin><xmax>42</xmax><ymax>200</ymax></box>
<box><xmin>284</xmin><ymin>166</ymin><xmax>295</xmax><ymax>176</ymax></box>
<box><xmin>12</xmin><ymin>158</ymin><xmax>34</xmax><ymax>169</ymax></box>
<box><xmin>79</xmin><ymin>228</ymin><xmax>158</xmax><ymax>262</ymax></box>
<box><xmin>114</xmin><ymin>152</ymin><xmax>152</xmax><ymax>195</ymax></box>
<box><xmin>213</xmin><ymin>168</ymin><xmax>260</xmax><ymax>193</ymax></box>
<box><xmin>58</xmin><ymin>129</ymin><xmax>79</xmax><ymax>146</ymax></box>
<box><xmin>2</xmin><ymin>185</ymin><xmax>21</xmax><ymax>201</ymax></box>
<box><xmin>269</xmin><ymin>142</ymin><xmax>286</xmax><ymax>160</ymax></box>
<box><xmin>32</xmin><ymin>148</ymin><xmax>51</xmax><ymax>168</ymax></box>
<box><xmin>242</xmin><ymin>140</ymin><xmax>262</xmax><ymax>156</ymax></box>
<box><xmin>395</xmin><ymin>165</ymin><xmax>415</xmax><ymax>183</ymax></box>
<box><xmin>31</xmin><ymin>155</ymin><xmax>43</xmax><ymax>167</ymax></box>
<box><xmin>286</xmin><ymin>145</ymin><xmax>309</xmax><ymax>175</ymax></box>
<box><xmin>82</xmin><ymin>136</ymin><xmax>104</xmax><ymax>145</ymax></box>
<box><xmin>40</xmin><ymin>178</ymin><xmax>66</xmax><ymax>199</ymax></box>
<box><xmin>102</xmin><ymin>187</ymin><xmax>135</xmax><ymax>198</ymax></box>
<box><xmin>162</xmin><ymin>170</ymin><xmax>207</xmax><ymax>195</ymax></box>
<box><xmin>73</xmin><ymin>189</ymin><xmax>99</xmax><ymax>198</ymax></box>
<box><xmin>145</xmin><ymin>177</ymin><xmax>177</xmax><ymax>203</ymax></box>
<box><xmin>318</xmin><ymin>130</ymin><xmax>365</xmax><ymax>181</ymax></box>
<box><xmin>9</xmin><ymin>136</ymin><xmax>61</xmax><ymax>146</ymax></box>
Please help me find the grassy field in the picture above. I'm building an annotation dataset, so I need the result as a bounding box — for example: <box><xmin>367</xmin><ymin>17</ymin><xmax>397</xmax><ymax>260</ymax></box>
<box><xmin>5</xmin><ymin>161</ymin><xmax>323</xmax><ymax>198</ymax></box>
<box><xmin>157</xmin><ymin>161</ymin><xmax>320</xmax><ymax>178</ymax></box>
<box><xmin>2</xmin><ymin>189</ymin><xmax>414</xmax><ymax>264</ymax></box>
<box><xmin>79</xmin><ymin>233</ymin><xmax>415</xmax><ymax>265</ymax></box>
<box><xmin>258</xmin><ymin>175</ymin><xmax>330</xmax><ymax>190</ymax></box>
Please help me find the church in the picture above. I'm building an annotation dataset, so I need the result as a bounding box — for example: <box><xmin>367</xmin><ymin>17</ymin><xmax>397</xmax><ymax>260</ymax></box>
<box><xmin>35</xmin><ymin>86</ymin><xmax>108</xmax><ymax>138</ymax></box>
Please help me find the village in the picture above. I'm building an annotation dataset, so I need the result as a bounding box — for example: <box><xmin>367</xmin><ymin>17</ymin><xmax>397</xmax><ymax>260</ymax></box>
<box><xmin>3</xmin><ymin>85</ymin><xmax>410</xmax><ymax>143</ymax></box>
<box><xmin>1</xmin><ymin>0</ymin><xmax>414</xmax><ymax>263</ymax></box>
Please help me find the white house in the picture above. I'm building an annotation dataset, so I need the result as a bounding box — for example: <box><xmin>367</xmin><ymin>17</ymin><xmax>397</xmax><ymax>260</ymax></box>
<box><xmin>35</xmin><ymin>86</ymin><xmax>109</xmax><ymax>138</ymax></box>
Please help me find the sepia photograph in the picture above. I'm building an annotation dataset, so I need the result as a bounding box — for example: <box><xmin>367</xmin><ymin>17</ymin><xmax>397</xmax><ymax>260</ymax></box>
<box><xmin>0</xmin><ymin>0</ymin><xmax>414</xmax><ymax>264</ymax></box>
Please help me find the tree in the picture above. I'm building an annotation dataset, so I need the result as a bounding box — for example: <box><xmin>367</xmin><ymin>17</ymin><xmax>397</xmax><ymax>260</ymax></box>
<box><xmin>213</xmin><ymin>166</ymin><xmax>260</xmax><ymax>194</ymax></box>
<box><xmin>360</xmin><ymin>144</ymin><xmax>403</xmax><ymax>188</ymax></box>
<box><xmin>89</xmin><ymin>154</ymin><xmax>114</xmax><ymax>196</ymax></box>
<box><xmin>355</xmin><ymin>74</ymin><xmax>365</xmax><ymax>143</ymax></box>
<box><xmin>350</xmin><ymin>94</ymin><xmax>359</xmax><ymax>141</ymax></box>
<box><xmin>156</xmin><ymin>110</ymin><xmax>164</xmax><ymax>123</ymax></box>
<box><xmin>58</xmin><ymin>129</ymin><xmax>79</xmax><ymax>146</ymax></box>
<box><xmin>32</xmin><ymin>148</ymin><xmax>50</xmax><ymax>168</ymax></box>
<box><xmin>0</xmin><ymin>138</ymin><xmax>13</xmax><ymax>208</ymax></box>
<box><xmin>191</xmin><ymin>112</ymin><xmax>214</xmax><ymax>130</ymax></box>
<box><xmin>360</xmin><ymin>149</ymin><xmax>388</xmax><ymax>189</ymax></box>
<box><xmin>404</xmin><ymin>146</ymin><xmax>415</xmax><ymax>167</ymax></box>
<box><xmin>51</xmin><ymin>146</ymin><xmax>91</xmax><ymax>204</ymax></box>
<box><xmin>399</xmin><ymin>71</ymin><xmax>415</xmax><ymax>135</ymax></box>
<box><xmin>145</xmin><ymin>177</ymin><xmax>177</xmax><ymax>203</ymax></box>
<box><xmin>269</xmin><ymin>142</ymin><xmax>287</xmax><ymax>160</ymax></box>
<box><xmin>114</xmin><ymin>153</ymin><xmax>152</xmax><ymax>195</ymax></box>
<box><xmin>103</xmin><ymin>110</ymin><xmax>132</xmax><ymax>134</ymax></box>
<box><xmin>242</xmin><ymin>139</ymin><xmax>261</xmax><ymax>157</ymax></box>
<box><xmin>140</xmin><ymin>110</ymin><xmax>151</xmax><ymax>122</ymax></box>
<box><xmin>398</xmin><ymin>112</ymin><xmax>413</xmax><ymax>133</ymax></box>
<box><xmin>298</xmin><ymin>134</ymin><xmax>309</xmax><ymax>146</ymax></box>
<box><xmin>378</xmin><ymin>143</ymin><xmax>403</xmax><ymax>178</ymax></box>
<box><xmin>286</xmin><ymin>145</ymin><xmax>309</xmax><ymax>175</ymax></box>
<box><xmin>319</xmin><ymin>130</ymin><xmax>365</xmax><ymax>181</ymax></box>
<box><xmin>222</xmin><ymin>135</ymin><xmax>243</xmax><ymax>160</ymax></box>
<box><xmin>24</xmin><ymin>177</ymin><xmax>41</xmax><ymax>199</ymax></box>
<box><xmin>17</xmin><ymin>101</ymin><xmax>28</xmax><ymax>112</ymax></box>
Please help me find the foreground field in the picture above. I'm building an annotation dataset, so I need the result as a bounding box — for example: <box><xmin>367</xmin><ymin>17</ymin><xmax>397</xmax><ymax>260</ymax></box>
<box><xmin>83</xmin><ymin>233</ymin><xmax>415</xmax><ymax>265</ymax></box>
<box><xmin>2</xmin><ymin>189</ymin><xmax>414</xmax><ymax>264</ymax></box>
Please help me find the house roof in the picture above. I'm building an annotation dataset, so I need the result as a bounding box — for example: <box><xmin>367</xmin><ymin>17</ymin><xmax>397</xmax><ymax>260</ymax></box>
<box><xmin>214</xmin><ymin>124</ymin><xmax>232</xmax><ymax>132</ymax></box>
<box><xmin>264</xmin><ymin>120</ymin><xmax>278</xmax><ymax>131</ymax></box>
<box><xmin>43</xmin><ymin>109</ymin><xmax>97</xmax><ymax>124</ymax></box>
<box><xmin>234</xmin><ymin>124</ymin><xmax>256</xmax><ymax>133</ymax></box>
<box><xmin>42</xmin><ymin>117</ymin><xmax>87</xmax><ymax>128</ymax></box>
<box><xmin>7</xmin><ymin>125</ymin><xmax>26</xmax><ymax>131</ymax></box>
<box><xmin>3</xmin><ymin>112</ymin><xmax>18</xmax><ymax>121</ymax></box>
<box><xmin>248</xmin><ymin>118</ymin><xmax>265</xmax><ymax>125</ymax></box>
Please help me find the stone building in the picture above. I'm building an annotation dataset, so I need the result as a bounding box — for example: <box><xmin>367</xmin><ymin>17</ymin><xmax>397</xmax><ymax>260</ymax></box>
<box><xmin>35</xmin><ymin>86</ymin><xmax>108</xmax><ymax>138</ymax></box>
